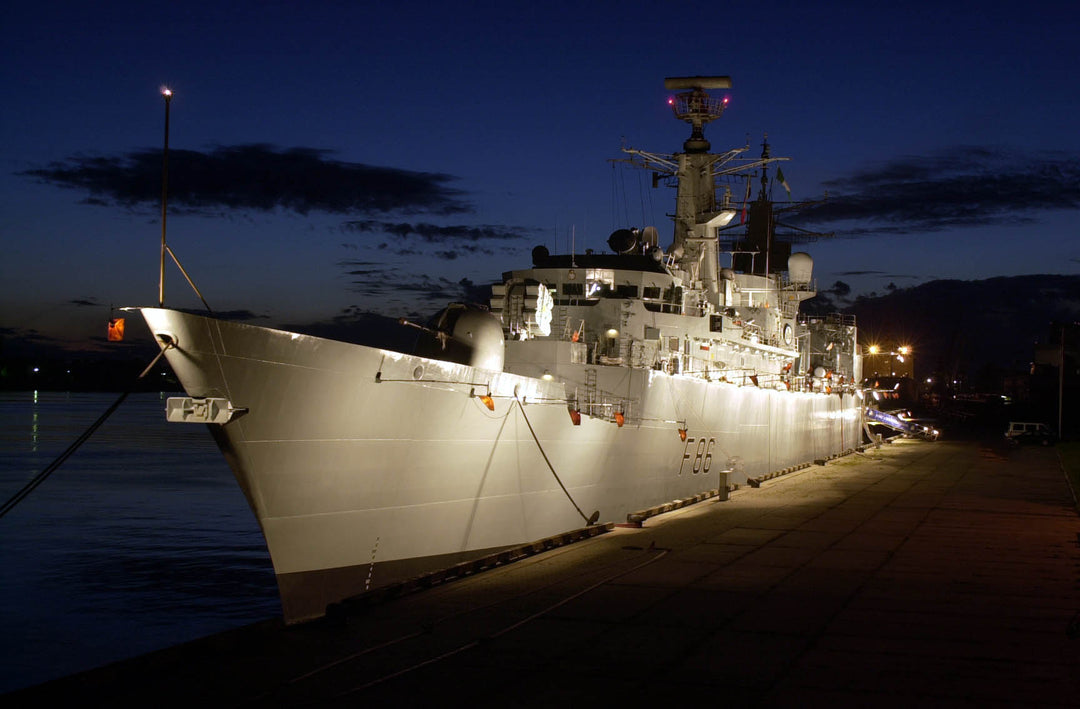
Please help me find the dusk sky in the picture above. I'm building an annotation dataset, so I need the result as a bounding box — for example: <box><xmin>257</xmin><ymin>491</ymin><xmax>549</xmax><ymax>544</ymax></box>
<box><xmin>3</xmin><ymin>1</ymin><xmax>1078</xmax><ymax>356</ymax></box>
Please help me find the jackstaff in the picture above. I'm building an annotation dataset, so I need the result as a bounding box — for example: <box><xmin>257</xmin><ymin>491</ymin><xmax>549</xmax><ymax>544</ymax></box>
<box><xmin>159</xmin><ymin>87</ymin><xmax>172</xmax><ymax>307</ymax></box>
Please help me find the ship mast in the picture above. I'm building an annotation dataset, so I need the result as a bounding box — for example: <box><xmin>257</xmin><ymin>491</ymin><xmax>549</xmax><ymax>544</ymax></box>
<box><xmin>618</xmin><ymin>77</ymin><xmax>802</xmax><ymax>301</ymax></box>
<box><xmin>665</xmin><ymin>76</ymin><xmax>734</xmax><ymax>307</ymax></box>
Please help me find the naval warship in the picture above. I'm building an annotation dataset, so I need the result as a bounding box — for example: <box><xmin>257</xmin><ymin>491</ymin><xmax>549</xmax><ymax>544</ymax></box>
<box><xmin>141</xmin><ymin>76</ymin><xmax>863</xmax><ymax>622</ymax></box>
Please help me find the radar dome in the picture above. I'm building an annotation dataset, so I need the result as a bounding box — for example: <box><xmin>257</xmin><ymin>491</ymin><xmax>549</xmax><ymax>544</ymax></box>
<box><xmin>641</xmin><ymin>226</ymin><xmax>660</xmax><ymax>249</ymax></box>
<box><xmin>788</xmin><ymin>252</ymin><xmax>813</xmax><ymax>284</ymax></box>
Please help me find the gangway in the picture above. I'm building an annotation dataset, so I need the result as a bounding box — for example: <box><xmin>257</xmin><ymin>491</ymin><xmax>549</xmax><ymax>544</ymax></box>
<box><xmin>865</xmin><ymin>407</ymin><xmax>940</xmax><ymax>441</ymax></box>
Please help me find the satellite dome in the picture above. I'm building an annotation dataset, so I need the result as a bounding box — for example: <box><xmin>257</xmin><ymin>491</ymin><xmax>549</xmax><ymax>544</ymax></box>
<box><xmin>788</xmin><ymin>252</ymin><xmax>813</xmax><ymax>284</ymax></box>
<box><xmin>641</xmin><ymin>226</ymin><xmax>660</xmax><ymax>249</ymax></box>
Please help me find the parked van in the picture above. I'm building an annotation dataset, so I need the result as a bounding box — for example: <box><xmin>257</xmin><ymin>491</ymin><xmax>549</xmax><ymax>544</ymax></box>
<box><xmin>1004</xmin><ymin>421</ymin><xmax>1056</xmax><ymax>446</ymax></box>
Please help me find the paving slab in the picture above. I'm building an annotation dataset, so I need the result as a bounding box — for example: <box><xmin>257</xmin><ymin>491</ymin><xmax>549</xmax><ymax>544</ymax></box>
<box><xmin>6</xmin><ymin>439</ymin><xmax>1079</xmax><ymax>706</ymax></box>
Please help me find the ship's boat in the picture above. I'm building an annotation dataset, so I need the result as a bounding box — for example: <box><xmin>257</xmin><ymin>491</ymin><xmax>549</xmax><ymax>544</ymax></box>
<box><xmin>141</xmin><ymin>76</ymin><xmax>863</xmax><ymax>622</ymax></box>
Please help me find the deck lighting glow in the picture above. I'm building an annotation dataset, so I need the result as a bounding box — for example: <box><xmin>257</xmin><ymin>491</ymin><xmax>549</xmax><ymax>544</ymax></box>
<box><xmin>606</xmin><ymin>328</ymin><xmax>619</xmax><ymax>338</ymax></box>
<box><xmin>868</xmin><ymin>345</ymin><xmax>880</xmax><ymax>354</ymax></box>
<box><xmin>541</xmin><ymin>370</ymin><xmax>554</xmax><ymax>381</ymax></box>
<box><xmin>898</xmin><ymin>346</ymin><xmax>911</xmax><ymax>355</ymax></box>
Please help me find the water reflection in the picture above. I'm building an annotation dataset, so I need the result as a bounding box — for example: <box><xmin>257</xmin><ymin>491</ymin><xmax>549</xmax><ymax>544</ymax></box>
<box><xmin>0</xmin><ymin>391</ymin><xmax>277</xmax><ymax>693</ymax></box>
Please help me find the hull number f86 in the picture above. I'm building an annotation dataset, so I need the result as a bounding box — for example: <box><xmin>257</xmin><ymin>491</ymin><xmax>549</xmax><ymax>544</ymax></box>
<box><xmin>680</xmin><ymin>436</ymin><xmax>715</xmax><ymax>475</ymax></box>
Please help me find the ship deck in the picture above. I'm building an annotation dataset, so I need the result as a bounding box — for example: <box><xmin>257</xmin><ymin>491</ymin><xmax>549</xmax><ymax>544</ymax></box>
<box><xmin>8</xmin><ymin>439</ymin><xmax>1079</xmax><ymax>706</ymax></box>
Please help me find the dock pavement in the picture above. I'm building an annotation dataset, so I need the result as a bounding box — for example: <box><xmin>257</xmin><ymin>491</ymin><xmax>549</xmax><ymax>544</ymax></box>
<box><xmin>7</xmin><ymin>438</ymin><xmax>1080</xmax><ymax>706</ymax></box>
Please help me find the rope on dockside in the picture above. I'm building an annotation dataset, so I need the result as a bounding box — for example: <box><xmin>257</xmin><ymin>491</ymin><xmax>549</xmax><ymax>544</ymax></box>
<box><xmin>515</xmin><ymin>399</ymin><xmax>599</xmax><ymax>526</ymax></box>
<box><xmin>0</xmin><ymin>345</ymin><xmax>172</xmax><ymax>520</ymax></box>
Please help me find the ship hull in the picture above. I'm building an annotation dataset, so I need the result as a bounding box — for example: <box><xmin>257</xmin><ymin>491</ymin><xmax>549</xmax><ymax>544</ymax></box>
<box><xmin>142</xmin><ymin>308</ymin><xmax>862</xmax><ymax>622</ymax></box>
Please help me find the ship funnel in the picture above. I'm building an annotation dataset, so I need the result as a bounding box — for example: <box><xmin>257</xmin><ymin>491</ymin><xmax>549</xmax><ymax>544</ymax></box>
<box><xmin>788</xmin><ymin>252</ymin><xmax>813</xmax><ymax>284</ymax></box>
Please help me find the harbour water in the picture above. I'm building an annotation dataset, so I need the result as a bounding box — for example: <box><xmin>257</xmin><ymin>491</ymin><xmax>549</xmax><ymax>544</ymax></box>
<box><xmin>0</xmin><ymin>391</ymin><xmax>279</xmax><ymax>694</ymax></box>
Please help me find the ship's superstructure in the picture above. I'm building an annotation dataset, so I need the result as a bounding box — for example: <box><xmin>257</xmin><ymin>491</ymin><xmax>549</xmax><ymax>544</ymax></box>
<box><xmin>487</xmin><ymin>76</ymin><xmax>859</xmax><ymax>409</ymax></box>
<box><xmin>142</xmin><ymin>77</ymin><xmax>862</xmax><ymax>622</ymax></box>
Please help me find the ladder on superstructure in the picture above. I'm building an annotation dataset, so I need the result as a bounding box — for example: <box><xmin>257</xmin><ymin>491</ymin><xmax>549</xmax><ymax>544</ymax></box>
<box><xmin>585</xmin><ymin>368</ymin><xmax>598</xmax><ymax>416</ymax></box>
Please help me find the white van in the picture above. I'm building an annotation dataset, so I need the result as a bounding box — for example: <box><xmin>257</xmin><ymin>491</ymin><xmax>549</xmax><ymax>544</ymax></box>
<box><xmin>1004</xmin><ymin>421</ymin><xmax>1056</xmax><ymax>446</ymax></box>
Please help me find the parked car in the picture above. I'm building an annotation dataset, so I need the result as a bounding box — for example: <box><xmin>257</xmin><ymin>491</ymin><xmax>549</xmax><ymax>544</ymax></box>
<box><xmin>1004</xmin><ymin>421</ymin><xmax>1056</xmax><ymax>446</ymax></box>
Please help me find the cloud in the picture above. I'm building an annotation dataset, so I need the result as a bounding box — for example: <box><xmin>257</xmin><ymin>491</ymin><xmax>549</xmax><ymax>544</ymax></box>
<box><xmin>20</xmin><ymin>144</ymin><xmax>472</xmax><ymax>216</ymax></box>
<box><xmin>340</xmin><ymin>262</ymin><xmax>485</xmax><ymax>310</ymax></box>
<box><xmin>797</xmin><ymin>146</ymin><xmax>1080</xmax><ymax>235</ymax></box>
<box><xmin>351</xmin><ymin>275</ymin><xmax>463</xmax><ymax>302</ymax></box>
<box><xmin>343</xmin><ymin>220</ymin><xmax>530</xmax><ymax>242</ymax></box>
<box><xmin>341</xmin><ymin>220</ymin><xmax>531</xmax><ymax>261</ymax></box>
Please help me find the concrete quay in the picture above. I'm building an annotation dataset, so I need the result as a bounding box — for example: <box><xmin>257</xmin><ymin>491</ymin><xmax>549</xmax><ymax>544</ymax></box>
<box><xmin>9</xmin><ymin>439</ymin><xmax>1080</xmax><ymax>706</ymax></box>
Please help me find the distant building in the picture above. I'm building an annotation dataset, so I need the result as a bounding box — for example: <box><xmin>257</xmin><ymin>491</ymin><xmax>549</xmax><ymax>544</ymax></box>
<box><xmin>1003</xmin><ymin>321</ymin><xmax>1078</xmax><ymax>438</ymax></box>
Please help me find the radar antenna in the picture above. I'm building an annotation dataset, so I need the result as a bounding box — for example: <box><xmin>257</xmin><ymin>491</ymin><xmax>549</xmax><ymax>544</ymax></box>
<box><xmin>664</xmin><ymin>76</ymin><xmax>731</xmax><ymax>153</ymax></box>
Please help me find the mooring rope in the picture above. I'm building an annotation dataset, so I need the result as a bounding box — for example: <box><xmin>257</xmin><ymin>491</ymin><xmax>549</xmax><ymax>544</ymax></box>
<box><xmin>515</xmin><ymin>399</ymin><xmax>598</xmax><ymax>526</ymax></box>
<box><xmin>0</xmin><ymin>345</ymin><xmax>172</xmax><ymax>520</ymax></box>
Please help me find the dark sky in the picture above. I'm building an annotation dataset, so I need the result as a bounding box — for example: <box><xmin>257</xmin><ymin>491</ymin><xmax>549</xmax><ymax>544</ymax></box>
<box><xmin>3</xmin><ymin>0</ymin><xmax>1079</xmax><ymax>354</ymax></box>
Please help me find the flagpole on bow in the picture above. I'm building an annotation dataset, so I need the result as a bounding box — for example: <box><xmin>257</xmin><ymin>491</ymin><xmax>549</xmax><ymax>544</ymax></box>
<box><xmin>154</xmin><ymin>87</ymin><xmax>213</xmax><ymax>314</ymax></box>
<box><xmin>159</xmin><ymin>87</ymin><xmax>172</xmax><ymax>307</ymax></box>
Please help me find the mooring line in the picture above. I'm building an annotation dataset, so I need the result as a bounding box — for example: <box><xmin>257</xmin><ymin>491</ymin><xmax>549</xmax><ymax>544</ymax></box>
<box><xmin>0</xmin><ymin>345</ymin><xmax>171</xmax><ymax>520</ymax></box>
<box><xmin>515</xmin><ymin>399</ymin><xmax>599</xmax><ymax>526</ymax></box>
